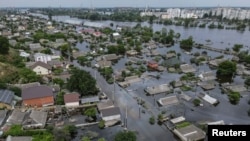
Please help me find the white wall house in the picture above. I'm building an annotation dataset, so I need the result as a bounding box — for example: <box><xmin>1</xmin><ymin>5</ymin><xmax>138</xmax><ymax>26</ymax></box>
<box><xmin>30</xmin><ymin>62</ymin><xmax>52</xmax><ymax>75</ymax></box>
<box><xmin>100</xmin><ymin>107</ymin><xmax>121</xmax><ymax>127</ymax></box>
<box><xmin>64</xmin><ymin>93</ymin><xmax>80</xmax><ymax>107</ymax></box>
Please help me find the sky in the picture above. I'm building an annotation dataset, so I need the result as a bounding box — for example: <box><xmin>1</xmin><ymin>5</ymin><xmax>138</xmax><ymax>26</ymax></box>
<box><xmin>1</xmin><ymin>0</ymin><xmax>250</xmax><ymax>8</ymax></box>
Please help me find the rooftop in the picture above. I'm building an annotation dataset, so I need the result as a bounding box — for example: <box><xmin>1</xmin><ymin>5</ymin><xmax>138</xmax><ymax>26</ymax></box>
<box><xmin>30</xmin><ymin>61</ymin><xmax>52</xmax><ymax>70</ymax></box>
<box><xmin>64</xmin><ymin>93</ymin><xmax>80</xmax><ymax>103</ymax></box>
<box><xmin>81</xmin><ymin>96</ymin><xmax>99</xmax><ymax>104</ymax></box>
<box><xmin>22</xmin><ymin>85</ymin><xmax>53</xmax><ymax>100</ymax></box>
<box><xmin>158</xmin><ymin>95</ymin><xmax>179</xmax><ymax>106</ymax></box>
<box><xmin>0</xmin><ymin>89</ymin><xmax>14</xmax><ymax>105</ymax></box>
<box><xmin>173</xmin><ymin>124</ymin><xmax>206</xmax><ymax>141</ymax></box>
<box><xmin>145</xmin><ymin>84</ymin><xmax>172</xmax><ymax>95</ymax></box>
<box><xmin>101</xmin><ymin>107</ymin><xmax>121</xmax><ymax>117</ymax></box>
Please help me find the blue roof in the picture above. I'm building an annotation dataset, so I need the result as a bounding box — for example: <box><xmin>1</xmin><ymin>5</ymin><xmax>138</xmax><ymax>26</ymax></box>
<box><xmin>0</xmin><ymin>89</ymin><xmax>14</xmax><ymax>105</ymax></box>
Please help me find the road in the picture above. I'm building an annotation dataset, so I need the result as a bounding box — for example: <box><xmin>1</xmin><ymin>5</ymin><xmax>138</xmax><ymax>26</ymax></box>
<box><xmin>73</xmin><ymin>61</ymin><xmax>177</xmax><ymax>141</ymax></box>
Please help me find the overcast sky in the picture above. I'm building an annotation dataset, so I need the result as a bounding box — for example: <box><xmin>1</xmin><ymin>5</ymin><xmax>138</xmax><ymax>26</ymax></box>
<box><xmin>1</xmin><ymin>0</ymin><xmax>250</xmax><ymax>8</ymax></box>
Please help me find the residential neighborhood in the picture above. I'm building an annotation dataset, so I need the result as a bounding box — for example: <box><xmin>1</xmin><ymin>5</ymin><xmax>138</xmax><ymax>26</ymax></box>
<box><xmin>0</xmin><ymin>3</ymin><xmax>250</xmax><ymax>141</ymax></box>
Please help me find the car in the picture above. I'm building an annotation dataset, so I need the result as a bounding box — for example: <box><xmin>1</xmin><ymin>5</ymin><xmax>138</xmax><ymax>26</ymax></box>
<box><xmin>99</xmin><ymin>92</ymin><xmax>108</xmax><ymax>100</ymax></box>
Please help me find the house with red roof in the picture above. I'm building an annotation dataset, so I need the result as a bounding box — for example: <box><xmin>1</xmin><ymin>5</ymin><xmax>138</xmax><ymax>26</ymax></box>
<box><xmin>64</xmin><ymin>93</ymin><xmax>80</xmax><ymax>107</ymax></box>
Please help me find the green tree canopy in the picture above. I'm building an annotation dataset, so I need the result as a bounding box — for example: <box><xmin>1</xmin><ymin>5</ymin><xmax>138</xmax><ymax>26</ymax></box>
<box><xmin>67</xmin><ymin>68</ymin><xmax>98</xmax><ymax>96</ymax></box>
<box><xmin>228</xmin><ymin>91</ymin><xmax>241</xmax><ymax>105</ymax></box>
<box><xmin>84</xmin><ymin>107</ymin><xmax>96</xmax><ymax>118</ymax></box>
<box><xmin>0</xmin><ymin>36</ymin><xmax>9</xmax><ymax>54</ymax></box>
<box><xmin>114</xmin><ymin>131</ymin><xmax>137</xmax><ymax>141</ymax></box>
<box><xmin>18</xmin><ymin>68</ymin><xmax>42</xmax><ymax>83</ymax></box>
<box><xmin>245</xmin><ymin>77</ymin><xmax>250</xmax><ymax>88</ymax></box>
<box><xmin>217</xmin><ymin>61</ymin><xmax>236</xmax><ymax>76</ymax></box>
<box><xmin>180</xmin><ymin>36</ymin><xmax>193</xmax><ymax>50</ymax></box>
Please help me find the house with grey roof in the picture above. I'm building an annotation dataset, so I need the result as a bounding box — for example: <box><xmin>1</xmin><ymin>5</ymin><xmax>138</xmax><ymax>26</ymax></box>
<box><xmin>100</xmin><ymin>107</ymin><xmax>121</xmax><ymax>127</ymax></box>
<box><xmin>102</xmin><ymin>54</ymin><xmax>119</xmax><ymax>61</ymax></box>
<box><xmin>0</xmin><ymin>89</ymin><xmax>15</xmax><ymax>109</ymax></box>
<box><xmin>6</xmin><ymin>109</ymin><xmax>26</xmax><ymax>125</ymax></box>
<box><xmin>180</xmin><ymin>64</ymin><xmax>196</xmax><ymax>73</ymax></box>
<box><xmin>96</xmin><ymin>60</ymin><xmax>112</xmax><ymax>68</ymax></box>
<box><xmin>0</xmin><ymin>110</ymin><xmax>7</xmax><ymax>126</ymax></box>
<box><xmin>29</xmin><ymin>43</ymin><xmax>43</xmax><ymax>52</ymax></box>
<box><xmin>23</xmin><ymin>110</ymin><xmax>48</xmax><ymax>129</ymax></box>
<box><xmin>198</xmin><ymin>71</ymin><xmax>216</xmax><ymax>81</ymax></box>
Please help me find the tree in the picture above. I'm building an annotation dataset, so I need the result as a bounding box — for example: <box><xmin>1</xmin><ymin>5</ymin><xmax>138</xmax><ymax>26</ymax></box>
<box><xmin>64</xmin><ymin>125</ymin><xmax>77</xmax><ymax>138</ymax></box>
<box><xmin>18</xmin><ymin>68</ymin><xmax>42</xmax><ymax>83</ymax></box>
<box><xmin>228</xmin><ymin>91</ymin><xmax>241</xmax><ymax>105</ymax></box>
<box><xmin>193</xmin><ymin>99</ymin><xmax>201</xmax><ymax>106</ymax></box>
<box><xmin>217</xmin><ymin>61</ymin><xmax>236</xmax><ymax>76</ymax></box>
<box><xmin>56</xmin><ymin>91</ymin><xmax>65</xmax><ymax>105</ymax></box>
<box><xmin>53</xmin><ymin>78</ymin><xmax>64</xmax><ymax>89</ymax></box>
<box><xmin>114</xmin><ymin>131</ymin><xmax>136</xmax><ymax>141</ymax></box>
<box><xmin>9</xmin><ymin>87</ymin><xmax>21</xmax><ymax>97</ymax></box>
<box><xmin>149</xmin><ymin>116</ymin><xmax>155</xmax><ymax>125</ymax></box>
<box><xmin>245</xmin><ymin>77</ymin><xmax>250</xmax><ymax>88</ymax></box>
<box><xmin>232</xmin><ymin>44</ymin><xmax>243</xmax><ymax>52</ymax></box>
<box><xmin>0</xmin><ymin>36</ymin><xmax>10</xmax><ymax>54</ymax></box>
<box><xmin>98</xmin><ymin>120</ymin><xmax>105</xmax><ymax>129</ymax></box>
<box><xmin>84</xmin><ymin>107</ymin><xmax>96</xmax><ymax>118</ymax></box>
<box><xmin>180</xmin><ymin>36</ymin><xmax>193</xmax><ymax>50</ymax></box>
<box><xmin>67</xmin><ymin>68</ymin><xmax>98</xmax><ymax>96</ymax></box>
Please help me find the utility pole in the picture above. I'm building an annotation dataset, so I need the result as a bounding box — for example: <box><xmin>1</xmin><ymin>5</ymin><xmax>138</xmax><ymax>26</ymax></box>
<box><xmin>125</xmin><ymin>105</ymin><xmax>128</xmax><ymax>129</ymax></box>
<box><xmin>113</xmin><ymin>74</ymin><xmax>115</xmax><ymax>104</ymax></box>
<box><xmin>139</xmin><ymin>97</ymin><xmax>141</xmax><ymax>118</ymax></box>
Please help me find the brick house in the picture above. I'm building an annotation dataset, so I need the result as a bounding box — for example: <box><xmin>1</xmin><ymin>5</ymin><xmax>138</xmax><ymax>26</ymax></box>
<box><xmin>22</xmin><ymin>86</ymin><xmax>54</xmax><ymax>107</ymax></box>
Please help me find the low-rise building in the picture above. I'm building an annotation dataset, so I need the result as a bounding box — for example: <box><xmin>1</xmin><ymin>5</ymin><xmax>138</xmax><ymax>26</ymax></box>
<box><xmin>64</xmin><ymin>93</ymin><xmax>80</xmax><ymax>107</ymax></box>
<box><xmin>33</xmin><ymin>53</ymin><xmax>52</xmax><ymax>63</ymax></box>
<box><xmin>30</xmin><ymin>61</ymin><xmax>52</xmax><ymax>75</ymax></box>
<box><xmin>23</xmin><ymin>110</ymin><xmax>48</xmax><ymax>129</ymax></box>
<box><xmin>198</xmin><ymin>71</ymin><xmax>216</xmax><ymax>81</ymax></box>
<box><xmin>173</xmin><ymin>124</ymin><xmax>206</xmax><ymax>141</ymax></box>
<box><xmin>22</xmin><ymin>85</ymin><xmax>54</xmax><ymax>107</ymax></box>
<box><xmin>0</xmin><ymin>89</ymin><xmax>15</xmax><ymax>109</ymax></box>
<box><xmin>6</xmin><ymin>109</ymin><xmax>26</xmax><ymax>125</ymax></box>
<box><xmin>100</xmin><ymin>107</ymin><xmax>121</xmax><ymax>127</ymax></box>
<box><xmin>147</xmin><ymin>60</ymin><xmax>158</xmax><ymax>70</ymax></box>
<box><xmin>145</xmin><ymin>84</ymin><xmax>172</xmax><ymax>95</ymax></box>
<box><xmin>180</xmin><ymin>64</ymin><xmax>196</xmax><ymax>73</ymax></box>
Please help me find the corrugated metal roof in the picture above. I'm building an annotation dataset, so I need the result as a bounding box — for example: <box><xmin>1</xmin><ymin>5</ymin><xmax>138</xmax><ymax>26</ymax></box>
<box><xmin>81</xmin><ymin>96</ymin><xmax>99</xmax><ymax>104</ymax></box>
<box><xmin>0</xmin><ymin>89</ymin><xmax>14</xmax><ymax>105</ymax></box>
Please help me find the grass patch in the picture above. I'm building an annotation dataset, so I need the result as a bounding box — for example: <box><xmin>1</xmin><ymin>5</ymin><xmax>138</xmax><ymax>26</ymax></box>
<box><xmin>175</xmin><ymin>121</ymin><xmax>191</xmax><ymax>129</ymax></box>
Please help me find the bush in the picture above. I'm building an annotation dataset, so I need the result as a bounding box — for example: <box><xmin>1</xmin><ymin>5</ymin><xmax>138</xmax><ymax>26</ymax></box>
<box><xmin>149</xmin><ymin>116</ymin><xmax>155</xmax><ymax>125</ymax></box>
<box><xmin>193</xmin><ymin>99</ymin><xmax>201</xmax><ymax>106</ymax></box>
<box><xmin>98</xmin><ymin>120</ymin><xmax>105</xmax><ymax>129</ymax></box>
<box><xmin>228</xmin><ymin>91</ymin><xmax>241</xmax><ymax>105</ymax></box>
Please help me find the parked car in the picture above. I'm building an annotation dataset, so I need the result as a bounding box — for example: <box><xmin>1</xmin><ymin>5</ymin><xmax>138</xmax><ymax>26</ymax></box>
<box><xmin>99</xmin><ymin>92</ymin><xmax>108</xmax><ymax>100</ymax></box>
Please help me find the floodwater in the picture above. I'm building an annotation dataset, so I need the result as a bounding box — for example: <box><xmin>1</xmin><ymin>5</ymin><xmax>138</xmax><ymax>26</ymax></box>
<box><xmin>31</xmin><ymin>13</ymin><xmax>250</xmax><ymax>140</ymax></box>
